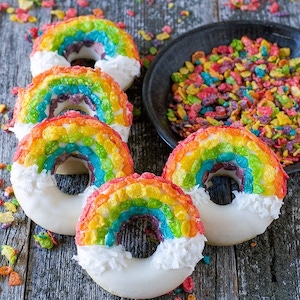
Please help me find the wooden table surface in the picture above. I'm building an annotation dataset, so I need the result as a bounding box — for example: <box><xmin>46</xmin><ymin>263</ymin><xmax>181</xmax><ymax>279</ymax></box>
<box><xmin>0</xmin><ymin>1</ymin><xmax>300</xmax><ymax>299</ymax></box>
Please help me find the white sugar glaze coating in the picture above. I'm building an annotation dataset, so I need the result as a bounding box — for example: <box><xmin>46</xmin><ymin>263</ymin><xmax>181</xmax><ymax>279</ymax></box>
<box><xmin>10</xmin><ymin>164</ymin><xmax>96</xmax><ymax>235</ymax></box>
<box><xmin>75</xmin><ymin>233</ymin><xmax>206</xmax><ymax>299</ymax></box>
<box><xmin>30</xmin><ymin>50</ymin><xmax>140</xmax><ymax>90</ymax></box>
<box><xmin>186</xmin><ymin>186</ymin><xmax>283</xmax><ymax>246</ymax></box>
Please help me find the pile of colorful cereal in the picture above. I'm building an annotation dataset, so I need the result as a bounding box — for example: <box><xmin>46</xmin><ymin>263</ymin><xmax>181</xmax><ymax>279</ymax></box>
<box><xmin>167</xmin><ymin>36</ymin><xmax>300</xmax><ymax>167</ymax></box>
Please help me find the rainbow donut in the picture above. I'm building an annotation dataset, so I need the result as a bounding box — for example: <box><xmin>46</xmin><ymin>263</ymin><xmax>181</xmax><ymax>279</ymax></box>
<box><xmin>30</xmin><ymin>15</ymin><xmax>141</xmax><ymax>90</ymax></box>
<box><xmin>75</xmin><ymin>173</ymin><xmax>206</xmax><ymax>299</ymax></box>
<box><xmin>162</xmin><ymin>126</ymin><xmax>288</xmax><ymax>246</ymax></box>
<box><xmin>9</xmin><ymin>66</ymin><xmax>133</xmax><ymax>141</ymax></box>
<box><xmin>10</xmin><ymin>112</ymin><xmax>134</xmax><ymax>235</ymax></box>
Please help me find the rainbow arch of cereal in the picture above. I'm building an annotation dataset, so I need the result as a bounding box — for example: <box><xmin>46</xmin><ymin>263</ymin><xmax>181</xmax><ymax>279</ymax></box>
<box><xmin>76</xmin><ymin>173</ymin><xmax>204</xmax><ymax>247</ymax></box>
<box><xmin>9</xmin><ymin>66</ymin><xmax>132</xmax><ymax>140</ymax></box>
<box><xmin>31</xmin><ymin>15</ymin><xmax>140</xmax><ymax>61</ymax></box>
<box><xmin>75</xmin><ymin>173</ymin><xmax>206</xmax><ymax>298</ymax></box>
<box><xmin>30</xmin><ymin>16</ymin><xmax>141</xmax><ymax>90</ymax></box>
<box><xmin>13</xmin><ymin>111</ymin><xmax>134</xmax><ymax>186</ymax></box>
<box><xmin>163</xmin><ymin>126</ymin><xmax>287</xmax><ymax>199</ymax></box>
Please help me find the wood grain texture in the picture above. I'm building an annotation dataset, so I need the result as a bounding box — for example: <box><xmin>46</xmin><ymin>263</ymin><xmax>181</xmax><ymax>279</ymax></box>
<box><xmin>0</xmin><ymin>1</ymin><xmax>299</xmax><ymax>299</ymax></box>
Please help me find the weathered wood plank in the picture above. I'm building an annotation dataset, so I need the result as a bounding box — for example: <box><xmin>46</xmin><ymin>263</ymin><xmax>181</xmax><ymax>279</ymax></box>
<box><xmin>218</xmin><ymin>2</ymin><xmax>300</xmax><ymax>300</ymax></box>
<box><xmin>0</xmin><ymin>9</ymin><xmax>33</xmax><ymax>299</ymax></box>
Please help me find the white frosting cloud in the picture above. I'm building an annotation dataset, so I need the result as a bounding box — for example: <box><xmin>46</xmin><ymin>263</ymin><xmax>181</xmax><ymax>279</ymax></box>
<box><xmin>186</xmin><ymin>185</ymin><xmax>283</xmax><ymax>219</ymax></box>
<box><xmin>95</xmin><ymin>55</ymin><xmax>140</xmax><ymax>90</ymax></box>
<box><xmin>232</xmin><ymin>191</ymin><xmax>283</xmax><ymax>219</ymax></box>
<box><xmin>30</xmin><ymin>51</ymin><xmax>140</xmax><ymax>91</ymax></box>
<box><xmin>74</xmin><ymin>245</ymin><xmax>132</xmax><ymax>275</ymax></box>
<box><xmin>151</xmin><ymin>234</ymin><xmax>207</xmax><ymax>270</ymax></box>
<box><xmin>30</xmin><ymin>51</ymin><xmax>70</xmax><ymax>77</ymax></box>
<box><xmin>75</xmin><ymin>233</ymin><xmax>206</xmax><ymax>275</ymax></box>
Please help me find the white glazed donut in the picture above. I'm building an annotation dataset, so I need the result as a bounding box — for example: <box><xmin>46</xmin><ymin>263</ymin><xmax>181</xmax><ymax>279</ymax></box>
<box><xmin>162</xmin><ymin>126</ymin><xmax>288</xmax><ymax>246</ymax></box>
<box><xmin>30</xmin><ymin>15</ymin><xmax>141</xmax><ymax>90</ymax></box>
<box><xmin>8</xmin><ymin>66</ymin><xmax>133</xmax><ymax>142</ymax></box>
<box><xmin>10</xmin><ymin>112</ymin><xmax>134</xmax><ymax>235</ymax></box>
<box><xmin>75</xmin><ymin>173</ymin><xmax>206</xmax><ymax>299</ymax></box>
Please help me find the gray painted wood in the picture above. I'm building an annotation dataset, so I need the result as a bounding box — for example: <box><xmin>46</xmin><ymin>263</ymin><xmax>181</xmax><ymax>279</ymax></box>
<box><xmin>0</xmin><ymin>0</ymin><xmax>299</xmax><ymax>299</ymax></box>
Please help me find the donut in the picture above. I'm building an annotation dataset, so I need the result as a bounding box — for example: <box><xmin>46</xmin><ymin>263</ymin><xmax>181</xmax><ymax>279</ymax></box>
<box><xmin>9</xmin><ymin>66</ymin><xmax>133</xmax><ymax>141</ymax></box>
<box><xmin>162</xmin><ymin>126</ymin><xmax>288</xmax><ymax>246</ymax></box>
<box><xmin>75</xmin><ymin>172</ymin><xmax>206</xmax><ymax>299</ymax></box>
<box><xmin>30</xmin><ymin>15</ymin><xmax>141</xmax><ymax>90</ymax></box>
<box><xmin>10</xmin><ymin>111</ymin><xmax>134</xmax><ymax>235</ymax></box>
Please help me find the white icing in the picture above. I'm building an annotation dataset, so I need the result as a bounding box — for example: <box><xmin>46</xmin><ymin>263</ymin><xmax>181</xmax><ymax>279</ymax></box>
<box><xmin>95</xmin><ymin>55</ymin><xmax>140</xmax><ymax>90</ymax></box>
<box><xmin>9</xmin><ymin>122</ymin><xmax>35</xmax><ymax>142</ymax></box>
<box><xmin>185</xmin><ymin>186</ymin><xmax>284</xmax><ymax>246</ymax></box>
<box><xmin>187</xmin><ymin>184</ymin><xmax>211</xmax><ymax>205</ymax></box>
<box><xmin>10</xmin><ymin>163</ymin><xmax>97</xmax><ymax>235</ymax></box>
<box><xmin>74</xmin><ymin>233</ymin><xmax>206</xmax><ymax>299</ymax></box>
<box><xmin>152</xmin><ymin>234</ymin><xmax>207</xmax><ymax>270</ymax></box>
<box><xmin>74</xmin><ymin>245</ymin><xmax>132</xmax><ymax>274</ymax></box>
<box><xmin>30</xmin><ymin>51</ymin><xmax>70</xmax><ymax>77</ymax></box>
<box><xmin>232</xmin><ymin>190</ymin><xmax>283</xmax><ymax>219</ymax></box>
<box><xmin>30</xmin><ymin>51</ymin><xmax>140</xmax><ymax>90</ymax></box>
<box><xmin>110</xmin><ymin>124</ymin><xmax>130</xmax><ymax>143</ymax></box>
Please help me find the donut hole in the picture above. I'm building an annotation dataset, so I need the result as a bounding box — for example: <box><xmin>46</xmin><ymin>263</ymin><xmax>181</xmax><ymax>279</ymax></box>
<box><xmin>64</xmin><ymin>43</ymin><xmax>103</xmax><ymax>68</ymax></box>
<box><xmin>205</xmin><ymin>164</ymin><xmax>242</xmax><ymax>206</ymax></box>
<box><xmin>54</xmin><ymin>156</ymin><xmax>90</xmax><ymax>195</ymax></box>
<box><xmin>207</xmin><ymin>176</ymin><xmax>235</xmax><ymax>205</ymax></box>
<box><xmin>55</xmin><ymin>173</ymin><xmax>89</xmax><ymax>195</ymax></box>
<box><xmin>117</xmin><ymin>216</ymin><xmax>160</xmax><ymax>258</ymax></box>
<box><xmin>71</xmin><ymin>58</ymin><xmax>96</xmax><ymax>68</ymax></box>
<box><xmin>51</xmin><ymin>96</ymin><xmax>95</xmax><ymax>119</ymax></box>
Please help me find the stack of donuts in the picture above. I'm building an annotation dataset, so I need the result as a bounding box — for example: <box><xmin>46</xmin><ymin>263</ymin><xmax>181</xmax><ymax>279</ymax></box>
<box><xmin>9</xmin><ymin>15</ymin><xmax>141</xmax><ymax>236</ymax></box>
<box><xmin>8</xmin><ymin>15</ymin><xmax>288</xmax><ymax>300</ymax></box>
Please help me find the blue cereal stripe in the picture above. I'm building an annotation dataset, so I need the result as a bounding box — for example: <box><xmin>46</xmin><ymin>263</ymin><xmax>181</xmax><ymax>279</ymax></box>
<box><xmin>58</xmin><ymin>30</ymin><xmax>116</xmax><ymax>58</ymax></box>
<box><xmin>50</xmin><ymin>84</ymin><xmax>106</xmax><ymax>122</ymax></box>
<box><xmin>106</xmin><ymin>205</ymin><xmax>175</xmax><ymax>247</ymax></box>
<box><xmin>195</xmin><ymin>153</ymin><xmax>254</xmax><ymax>193</ymax></box>
<box><xmin>42</xmin><ymin>144</ymin><xmax>107</xmax><ymax>186</ymax></box>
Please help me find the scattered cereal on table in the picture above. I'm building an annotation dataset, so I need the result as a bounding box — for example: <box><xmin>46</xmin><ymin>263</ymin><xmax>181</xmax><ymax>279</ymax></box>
<box><xmin>92</xmin><ymin>8</ymin><xmax>105</xmax><ymax>18</ymax></box>
<box><xmin>116</xmin><ymin>21</ymin><xmax>126</xmax><ymax>29</ymax></box>
<box><xmin>33</xmin><ymin>231</ymin><xmax>56</xmax><ymax>249</ymax></box>
<box><xmin>0</xmin><ymin>245</ymin><xmax>18</xmax><ymax>266</ymax></box>
<box><xmin>3</xmin><ymin>202</ymin><xmax>17</xmax><ymax>213</ymax></box>
<box><xmin>250</xmin><ymin>241</ymin><xmax>257</xmax><ymax>248</ymax></box>
<box><xmin>126</xmin><ymin>9</ymin><xmax>135</xmax><ymax>17</ymax></box>
<box><xmin>64</xmin><ymin>7</ymin><xmax>77</xmax><ymax>19</ymax></box>
<box><xmin>77</xmin><ymin>0</ymin><xmax>89</xmax><ymax>7</ymax></box>
<box><xmin>8</xmin><ymin>270</ymin><xmax>22</xmax><ymax>286</ymax></box>
<box><xmin>156</xmin><ymin>32</ymin><xmax>170</xmax><ymax>41</ymax></box>
<box><xmin>18</xmin><ymin>0</ymin><xmax>34</xmax><ymax>10</ymax></box>
<box><xmin>0</xmin><ymin>211</ymin><xmax>14</xmax><ymax>223</ymax></box>
<box><xmin>4</xmin><ymin>186</ymin><xmax>13</xmax><ymax>198</ymax></box>
<box><xmin>202</xmin><ymin>255</ymin><xmax>211</xmax><ymax>265</ymax></box>
<box><xmin>50</xmin><ymin>9</ymin><xmax>65</xmax><ymax>20</ymax></box>
<box><xmin>182</xmin><ymin>276</ymin><xmax>195</xmax><ymax>293</ymax></box>
<box><xmin>0</xmin><ymin>265</ymin><xmax>13</xmax><ymax>276</ymax></box>
<box><xmin>41</xmin><ymin>0</ymin><xmax>55</xmax><ymax>8</ymax></box>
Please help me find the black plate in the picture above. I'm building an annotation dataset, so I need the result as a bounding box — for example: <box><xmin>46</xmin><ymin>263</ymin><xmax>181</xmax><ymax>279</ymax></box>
<box><xmin>142</xmin><ymin>20</ymin><xmax>300</xmax><ymax>174</ymax></box>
